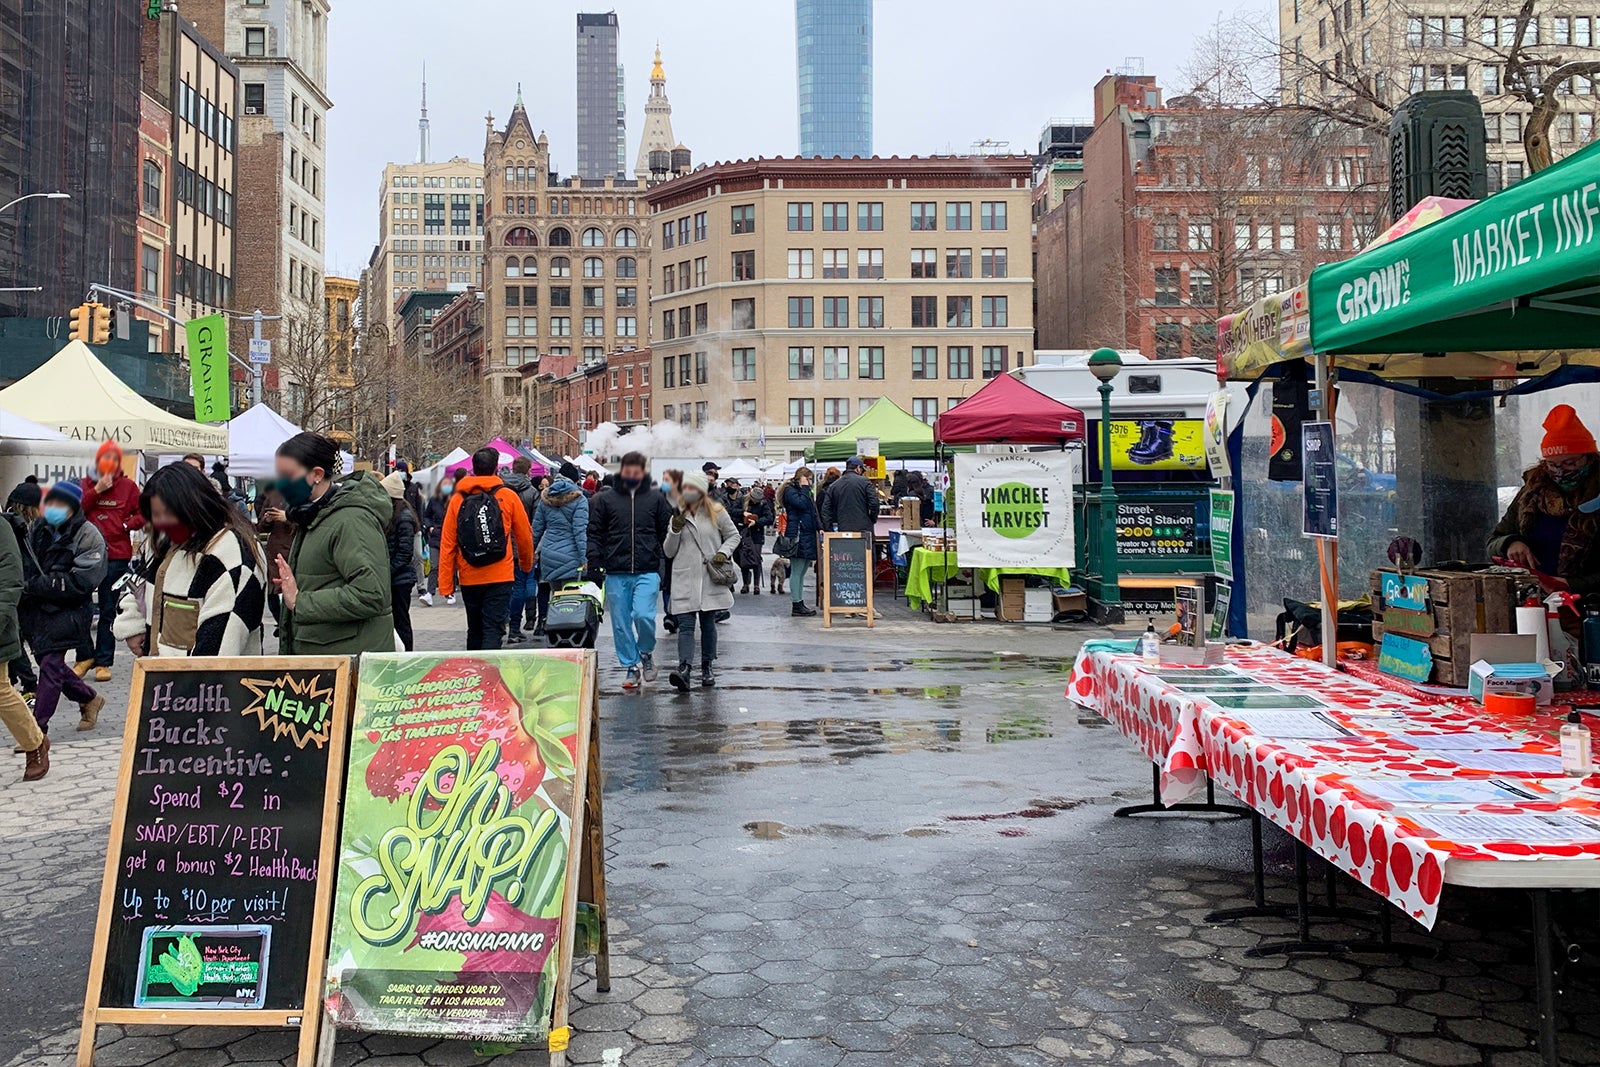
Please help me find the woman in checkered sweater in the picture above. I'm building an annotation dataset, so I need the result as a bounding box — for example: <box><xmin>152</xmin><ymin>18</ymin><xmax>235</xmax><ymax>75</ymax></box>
<box><xmin>113</xmin><ymin>462</ymin><xmax>268</xmax><ymax>658</ymax></box>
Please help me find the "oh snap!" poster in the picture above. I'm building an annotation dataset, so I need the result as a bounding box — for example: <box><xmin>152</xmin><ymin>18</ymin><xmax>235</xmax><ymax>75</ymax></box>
<box><xmin>325</xmin><ymin>650</ymin><xmax>590</xmax><ymax>1041</ymax></box>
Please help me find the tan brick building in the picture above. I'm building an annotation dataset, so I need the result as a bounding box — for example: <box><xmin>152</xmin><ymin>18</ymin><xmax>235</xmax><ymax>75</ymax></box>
<box><xmin>323</xmin><ymin>276</ymin><xmax>358</xmax><ymax>448</ymax></box>
<box><xmin>643</xmin><ymin>156</ymin><xmax>1035</xmax><ymax>459</ymax></box>
<box><xmin>482</xmin><ymin>96</ymin><xmax>659</xmax><ymax>439</ymax></box>
<box><xmin>1282</xmin><ymin>0</ymin><xmax>1600</xmax><ymax>188</ymax></box>
<box><xmin>370</xmin><ymin>157</ymin><xmax>485</xmax><ymax>338</ymax></box>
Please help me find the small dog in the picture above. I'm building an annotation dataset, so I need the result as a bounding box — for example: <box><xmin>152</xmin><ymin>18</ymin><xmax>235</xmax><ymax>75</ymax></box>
<box><xmin>769</xmin><ymin>557</ymin><xmax>790</xmax><ymax>595</ymax></box>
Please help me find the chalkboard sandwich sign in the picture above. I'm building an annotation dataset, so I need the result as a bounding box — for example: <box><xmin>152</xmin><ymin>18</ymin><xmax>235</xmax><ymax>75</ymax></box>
<box><xmin>821</xmin><ymin>532</ymin><xmax>874</xmax><ymax>629</ymax></box>
<box><xmin>78</xmin><ymin>657</ymin><xmax>353</xmax><ymax>1067</ymax></box>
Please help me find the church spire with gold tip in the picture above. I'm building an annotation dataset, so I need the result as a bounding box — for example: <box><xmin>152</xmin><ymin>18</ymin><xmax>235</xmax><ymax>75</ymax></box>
<box><xmin>635</xmin><ymin>44</ymin><xmax>684</xmax><ymax>181</ymax></box>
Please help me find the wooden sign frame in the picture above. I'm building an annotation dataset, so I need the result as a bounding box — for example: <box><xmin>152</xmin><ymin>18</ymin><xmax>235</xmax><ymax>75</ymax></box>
<box><xmin>78</xmin><ymin>656</ymin><xmax>353</xmax><ymax>1067</ymax></box>
<box><xmin>821</xmin><ymin>532</ymin><xmax>874</xmax><ymax>629</ymax></box>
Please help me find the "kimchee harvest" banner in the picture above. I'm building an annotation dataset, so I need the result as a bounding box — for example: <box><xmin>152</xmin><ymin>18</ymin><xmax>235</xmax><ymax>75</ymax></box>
<box><xmin>324</xmin><ymin>650</ymin><xmax>587</xmax><ymax>1041</ymax></box>
<box><xmin>953</xmin><ymin>452</ymin><xmax>1077</xmax><ymax>568</ymax></box>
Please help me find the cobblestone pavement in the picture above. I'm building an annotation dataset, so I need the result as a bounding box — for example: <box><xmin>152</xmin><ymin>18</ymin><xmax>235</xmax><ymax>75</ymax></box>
<box><xmin>6</xmin><ymin>587</ymin><xmax>1600</xmax><ymax>1066</ymax></box>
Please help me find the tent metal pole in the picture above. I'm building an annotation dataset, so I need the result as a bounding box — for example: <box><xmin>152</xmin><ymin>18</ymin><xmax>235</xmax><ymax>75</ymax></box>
<box><xmin>1314</xmin><ymin>350</ymin><xmax>1337</xmax><ymax>669</ymax></box>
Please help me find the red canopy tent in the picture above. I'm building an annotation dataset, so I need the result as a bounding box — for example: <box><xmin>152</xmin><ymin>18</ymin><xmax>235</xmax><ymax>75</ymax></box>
<box><xmin>935</xmin><ymin>372</ymin><xmax>1086</xmax><ymax>445</ymax></box>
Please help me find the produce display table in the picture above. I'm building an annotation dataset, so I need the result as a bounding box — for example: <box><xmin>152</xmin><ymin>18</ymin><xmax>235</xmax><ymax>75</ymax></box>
<box><xmin>1068</xmin><ymin>644</ymin><xmax>1600</xmax><ymax>930</ymax></box>
<box><xmin>903</xmin><ymin>546</ymin><xmax>1072</xmax><ymax>610</ymax></box>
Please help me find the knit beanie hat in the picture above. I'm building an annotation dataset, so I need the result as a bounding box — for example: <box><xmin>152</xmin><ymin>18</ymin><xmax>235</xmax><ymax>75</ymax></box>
<box><xmin>6</xmin><ymin>480</ymin><xmax>40</xmax><ymax>509</ymax></box>
<box><xmin>1542</xmin><ymin>404</ymin><xmax>1597</xmax><ymax>458</ymax></box>
<box><xmin>558</xmin><ymin>461</ymin><xmax>583</xmax><ymax>482</ymax></box>
<box><xmin>380</xmin><ymin>471</ymin><xmax>407</xmax><ymax>499</ymax></box>
<box><xmin>95</xmin><ymin>439</ymin><xmax>123</xmax><ymax>471</ymax></box>
<box><xmin>45</xmin><ymin>480</ymin><xmax>84</xmax><ymax>508</ymax></box>
<box><xmin>681</xmin><ymin>471</ymin><xmax>709</xmax><ymax>495</ymax></box>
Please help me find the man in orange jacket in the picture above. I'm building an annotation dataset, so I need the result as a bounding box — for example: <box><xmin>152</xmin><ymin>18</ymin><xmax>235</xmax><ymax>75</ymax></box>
<box><xmin>438</xmin><ymin>447</ymin><xmax>534</xmax><ymax>650</ymax></box>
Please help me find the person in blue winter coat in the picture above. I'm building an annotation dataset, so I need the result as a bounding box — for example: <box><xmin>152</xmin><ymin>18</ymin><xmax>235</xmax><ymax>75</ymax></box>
<box><xmin>781</xmin><ymin>467</ymin><xmax>820</xmax><ymax>617</ymax></box>
<box><xmin>530</xmin><ymin>473</ymin><xmax>590</xmax><ymax>637</ymax></box>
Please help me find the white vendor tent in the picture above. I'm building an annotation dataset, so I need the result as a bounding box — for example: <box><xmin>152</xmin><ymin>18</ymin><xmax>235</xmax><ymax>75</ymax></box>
<box><xmin>227</xmin><ymin>404</ymin><xmax>299</xmax><ymax>479</ymax></box>
<box><xmin>569</xmin><ymin>454</ymin><xmax>608</xmax><ymax>475</ymax></box>
<box><xmin>0</xmin><ymin>341</ymin><xmax>227</xmax><ymax>453</ymax></box>
<box><xmin>414</xmin><ymin>448</ymin><xmax>470</xmax><ymax>493</ymax></box>
<box><xmin>719</xmin><ymin>458</ymin><xmax>766</xmax><ymax>479</ymax></box>
<box><xmin>0</xmin><ymin>410</ymin><xmax>100</xmax><ymax>492</ymax></box>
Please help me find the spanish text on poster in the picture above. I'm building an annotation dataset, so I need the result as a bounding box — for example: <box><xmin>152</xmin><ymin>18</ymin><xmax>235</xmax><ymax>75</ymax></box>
<box><xmin>1301</xmin><ymin>420</ymin><xmax>1338</xmax><ymax>539</ymax></box>
<box><xmin>325</xmin><ymin>650</ymin><xmax>588</xmax><ymax>1042</ymax></box>
<box><xmin>1209</xmin><ymin>489</ymin><xmax>1234</xmax><ymax>580</ymax></box>
<box><xmin>953</xmin><ymin>452</ymin><xmax>1076</xmax><ymax>568</ymax></box>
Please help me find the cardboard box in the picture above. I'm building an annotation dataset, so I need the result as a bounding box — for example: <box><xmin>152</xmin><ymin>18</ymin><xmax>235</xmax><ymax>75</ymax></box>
<box><xmin>1469</xmin><ymin>660</ymin><xmax>1556</xmax><ymax>704</ymax></box>
<box><xmin>1023</xmin><ymin>590</ymin><xmax>1055</xmax><ymax>623</ymax></box>
<box><xmin>1052</xmin><ymin>588</ymin><xmax>1088</xmax><ymax>614</ymax></box>
<box><xmin>900</xmin><ymin>498</ymin><xmax>921</xmax><ymax>530</ymax></box>
<box><xmin>997</xmin><ymin>576</ymin><xmax>1026</xmax><ymax>621</ymax></box>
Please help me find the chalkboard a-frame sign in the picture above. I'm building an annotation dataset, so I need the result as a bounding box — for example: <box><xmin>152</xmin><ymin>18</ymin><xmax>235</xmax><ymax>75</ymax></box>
<box><xmin>77</xmin><ymin>657</ymin><xmax>352</xmax><ymax>1067</ymax></box>
<box><xmin>821</xmin><ymin>532</ymin><xmax>874</xmax><ymax>629</ymax></box>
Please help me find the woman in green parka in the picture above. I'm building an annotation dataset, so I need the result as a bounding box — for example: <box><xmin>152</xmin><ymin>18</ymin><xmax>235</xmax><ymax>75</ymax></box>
<box><xmin>272</xmin><ymin>432</ymin><xmax>395</xmax><ymax>657</ymax></box>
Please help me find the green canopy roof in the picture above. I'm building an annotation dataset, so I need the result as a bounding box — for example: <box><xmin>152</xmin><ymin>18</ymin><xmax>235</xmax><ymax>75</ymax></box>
<box><xmin>1309</xmin><ymin>139</ymin><xmax>1600</xmax><ymax>365</ymax></box>
<box><xmin>808</xmin><ymin>398</ymin><xmax>935</xmax><ymax>461</ymax></box>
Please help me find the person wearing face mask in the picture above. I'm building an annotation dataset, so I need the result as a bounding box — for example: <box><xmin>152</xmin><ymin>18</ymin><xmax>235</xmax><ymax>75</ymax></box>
<box><xmin>421</xmin><ymin>479</ymin><xmax>454</xmax><ymax>606</ymax></box>
<box><xmin>586</xmin><ymin>451</ymin><xmax>673</xmax><ymax>689</ymax></box>
<box><xmin>1490</xmin><ymin>404</ymin><xmax>1600</xmax><ymax>592</ymax></box>
<box><xmin>114</xmin><ymin>462</ymin><xmax>267</xmax><ymax>658</ymax></box>
<box><xmin>664</xmin><ymin>471</ymin><xmax>741</xmax><ymax>691</ymax></box>
<box><xmin>77</xmin><ymin>440</ymin><xmax>146</xmax><ymax>683</ymax></box>
<box><xmin>19</xmin><ymin>481</ymin><xmax>107</xmax><ymax>736</ymax></box>
<box><xmin>271</xmin><ymin>432</ymin><xmax>395</xmax><ymax>658</ymax></box>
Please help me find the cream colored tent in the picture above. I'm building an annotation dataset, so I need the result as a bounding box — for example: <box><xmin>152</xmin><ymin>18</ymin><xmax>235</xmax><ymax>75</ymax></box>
<box><xmin>0</xmin><ymin>341</ymin><xmax>227</xmax><ymax>453</ymax></box>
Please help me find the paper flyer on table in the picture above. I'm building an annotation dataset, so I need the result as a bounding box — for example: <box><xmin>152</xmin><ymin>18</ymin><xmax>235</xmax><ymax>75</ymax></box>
<box><xmin>1410</xmin><ymin>812</ymin><xmax>1600</xmax><ymax>844</ymax></box>
<box><xmin>1218</xmin><ymin>710</ymin><xmax>1353</xmax><ymax>739</ymax></box>
<box><xmin>1396</xmin><ymin>731</ymin><xmax>1532</xmax><ymax>752</ymax></box>
<box><xmin>1206</xmin><ymin>693</ymin><xmax>1328</xmax><ymax>711</ymax></box>
<box><xmin>1429</xmin><ymin>750</ymin><xmax>1566</xmax><ymax>774</ymax></box>
<box><xmin>1352</xmin><ymin>779</ymin><xmax>1543</xmax><ymax>805</ymax></box>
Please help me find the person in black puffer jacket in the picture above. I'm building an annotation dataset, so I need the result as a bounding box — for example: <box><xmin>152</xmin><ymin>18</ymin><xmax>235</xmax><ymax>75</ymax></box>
<box><xmin>782</xmin><ymin>469</ymin><xmax>821</xmax><ymax>616</ymax></box>
<box><xmin>381</xmin><ymin>472</ymin><xmax>418</xmax><ymax>651</ymax></box>
<box><xmin>585</xmin><ymin>451</ymin><xmax>673</xmax><ymax>688</ymax></box>
<box><xmin>420</xmin><ymin>480</ymin><xmax>452</xmax><ymax>604</ymax></box>
<box><xmin>20</xmin><ymin>481</ymin><xmax>107</xmax><ymax>735</ymax></box>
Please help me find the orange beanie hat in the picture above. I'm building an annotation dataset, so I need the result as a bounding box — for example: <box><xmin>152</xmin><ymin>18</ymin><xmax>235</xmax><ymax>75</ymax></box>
<box><xmin>95</xmin><ymin>439</ymin><xmax>123</xmax><ymax>473</ymax></box>
<box><xmin>1542</xmin><ymin>404</ymin><xmax>1597</xmax><ymax>458</ymax></box>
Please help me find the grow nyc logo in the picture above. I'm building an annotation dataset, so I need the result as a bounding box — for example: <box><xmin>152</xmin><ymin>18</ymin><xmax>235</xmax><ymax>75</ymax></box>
<box><xmin>1335</xmin><ymin>258</ymin><xmax>1411</xmax><ymax>325</ymax></box>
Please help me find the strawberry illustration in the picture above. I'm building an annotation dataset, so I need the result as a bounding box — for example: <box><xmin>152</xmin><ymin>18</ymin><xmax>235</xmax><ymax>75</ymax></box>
<box><xmin>364</xmin><ymin>657</ymin><xmax>546</xmax><ymax>803</ymax></box>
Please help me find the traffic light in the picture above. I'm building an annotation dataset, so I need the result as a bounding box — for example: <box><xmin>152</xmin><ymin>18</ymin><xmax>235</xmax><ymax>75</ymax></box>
<box><xmin>68</xmin><ymin>304</ymin><xmax>91</xmax><ymax>343</ymax></box>
<box><xmin>91</xmin><ymin>303</ymin><xmax>112</xmax><ymax>345</ymax></box>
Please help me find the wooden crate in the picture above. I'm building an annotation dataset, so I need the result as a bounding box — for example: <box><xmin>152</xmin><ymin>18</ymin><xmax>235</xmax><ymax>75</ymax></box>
<box><xmin>1370</xmin><ymin>568</ymin><xmax>1521</xmax><ymax>687</ymax></box>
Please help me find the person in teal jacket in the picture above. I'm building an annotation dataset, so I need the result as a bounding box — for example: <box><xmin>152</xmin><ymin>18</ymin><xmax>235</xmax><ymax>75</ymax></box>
<box><xmin>272</xmin><ymin>433</ymin><xmax>395</xmax><ymax>657</ymax></box>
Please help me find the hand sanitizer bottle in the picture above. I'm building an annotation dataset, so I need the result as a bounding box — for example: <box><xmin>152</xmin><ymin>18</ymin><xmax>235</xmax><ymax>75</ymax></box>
<box><xmin>1140</xmin><ymin>618</ymin><xmax>1161</xmax><ymax>667</ymax></box>
<box><xmin>1561</xmin><ymin>710</ymin><xmax>1593</xmax><ymax>777</ymax></box>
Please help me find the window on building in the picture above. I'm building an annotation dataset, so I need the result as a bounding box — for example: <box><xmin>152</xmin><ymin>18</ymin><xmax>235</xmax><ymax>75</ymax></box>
<box><xmin>662</xmin><ymin>222</ymin><xmax>676</xmax><ymax>249</ymax></box>
<box><xmin>947</xmin><ymin>346</ymin><xmax>974</xmax><ymax>379</ymax></box>
<box><xmin>141</xmin><ymin>244</ymin><xmax>160</xmax><ymax>296</ymax></box>
<box><xmin>1317</xmin><ymin>218</ymin><xmax>1342</xmax><ymax>250</ymax></box>
<box><xmin>678</xmin><ymin>353</ymin><xmax>692</xmax><ymax>385</ymax></box>
<box><xmin>946</xmin><ymin>202</ymin><xmax>972</xmax><ymax>231</ymax></box>
<box><xmin>946</xmin><ymin>296</ymin><xmax>972</xmax><ymax>328</ymax></box>
<box><xmin>583</xmin><ymin>256</ymin><xmax>604</xmax><ymax>278</ymax></box>
<box><xmin>616</xmin><ymin>286</ymin><xmax>637</xmax><ymax>307</ymax></box>
<box><xmin>662</xmin><ymin>310</ymin><xmax>676</xmax><ymax>340</ymax></box>
<box><xmin>551</xmin><ymin>256</ymin><xmax>571</xmax><ymax>277</ymax></box>
<box><xmin>679</xmin><ymin>306</ymin><xmax>692</xmax><ymax>337</ymax></box>
<box><xmin>788</xmin><ymin>248</ymin><xmax>815</xmax><ymax>279</ymax></box>
<box><xmin>1559</xmin><ymin>112</ymin><xmax>1575</xmax><ymax>142</ymax></box>
<box><xmin>911</xmin><ymin>295</ymin><xmax>939</xmax><ymax>329</ymax></box>
<box><xmin>980</xmin><ymin>296</ymin><xmax>1008</xmax><ymax>328</ymax></box>
<box><xmin>788</xmin><ymin>296</ymin><xmax>814</xmax><ymax>328</ymax></box>
<box><xmin>911</xmin><ymin>202</ymin><xmax>938</xmax><ymax>231</ymax></box>
<box><xmin>1153</xmin><ymin>217</ymin><xmax>1179</xmax><ymax>251</ymax></box>
<box><xmin>1190</xmin><ymin>269</ymin><xmax>1215</xmax><ymax>307</ymax></box>
<box><xmin>1506</xmin><ymin>160</ymin><xmax>1526</xmax><ymax>185</ymax></box>
<box><xmin>1155</xmin><ymin>323</ymin><xmax>1183</xmax><ymax>359</ymax></box>
<box><xmin>1483</xmin><ymin>64</ymin><xmax>1500</xmax><ymax>95</ymax></box>
<box><xmin>142</xmin><ymin>160</ymin><xmax>162</xmax><ymax>215</ymax></box>
<box><xmin>980</xmin><ymin>201</ymin><xmax>1008</xmax><ymax>231</ymax></box>
<box><xmin>616</xmin><ymin>227</ymin><xmax>638</xmax><ymax>247</ymax></box>
<box><xmin>551</xmin><ymin>316</ymin><xmax>571</xmax><ymax>336</ymax></box>
<box><xmin>787</xmin><ymin>202</ymin><xmax>814</xmax><ymax>231</ymax></box>
<box><xmin>732</xmin><ymin>297</ymin><xmax>755</xmax><ymax>330</ymax></box>
<box><xmin>858</xmin><ymin>202</ymin><xmax>884</xmax><ymax>231</ymax></box>
<box><xmin>732</xmin><ymin>348</ymin><xmax>756</xmax><ymax>381</ymax></box>
<box><xmin>857</xmin><ymin>346</ymin><xmax>884</xmax><ymax>380</ymax></box>
<box><xmin>662</xmin><ymin>357</ymin><xmax>675</xmax><ymax>386</ymax></box>
<box><xmin>694</xmin><ymin>350</ymin><xmax>709</xmax><ymax>383</ymax></box>
<box><xmin>732</xmin><ymin>250</ymin><xmax>755</xmax><ymax>281</ymax></box>
<box><xmin>617</xmin><ymin>316</ymin><xmax>637</xmax><ymax>336</ymax></box>
<box><xmin>695</xmin><ymin>303</ymin><xmax>709</xmax><ymax>334</ymax></box>
<box><xmin>662</xmin><ymin>264</ymin><xmax>675</xmax><ymax>294</ymax></box>
<box><xmin>822</xmin><ymin>201</ymin><xmax>849</xmax><ymax>231</ymax></box>
<box><xmin>822</xmin><ymin>248</ymin><xmax>849</xmax><ymax>279</ymax></box>
<box><xmin>857</xmin><ymin>248</ymin><xmax>884</xmax><ymax>279</ymax></box>
<box><xmin>912</xmin><ymin>346</ymin><xmax>939</xmax><ymax>379</ymax></box>
<box><xmin>505</xmin><ymin>316</ymin><xmax>523</xmax><ymax>337</ymax></box>
<box><xmin>858</xmin><ymin>296</ymin><xmax>884</xmax><ymax>329</ymax></box>
<box><xmin>1279</xmin><ymin>219</ymin><xmax>1296</xmax><ymax>250</ymax></box>
<box><xmin>823</xmin><ymin>346</ymin><xmax>851</xmax><ymax>380</ymax></box>
<box><xmin>583</xmin><ymin>285</ymin><xmax>604</xmax><ymax>308</ymax></box>
<box><xmin>731</xmin><ymin>398</ymin><xmax>757</xmax><ymax>422</ymax></box>
<box><xmin>912</xmin><ymin>398</ymin><xmax>939</xmax><ymax>425</ymax></box>
<box><xmin>790</xmin><ymin>398</ymin><xmax>816</xmax><ymax>428</ymax></box>
<box><xmin>732</xmin><ymin>204</ymin><xmax>756</xmax><ymax>234</ymax></box>
<box><xmin>581</xmin><ymin>227</ymin><xmax>604</xmax><ymax>247</ymax></box>
<box><xmin>788</xmin><ymin>347</ymin><xmax>815</xmax><ymax>380</ymax></box>
<box><xmin>945</xmin><ymin>248</ymin><xmax>972</xmax><ymax>279</ymax></box>
<box><xmin>981</xmin><ymin>346</ymin><xmax>1007</xmax><ymax>379</ymax></box>
<box><xmin>911</xmin><ymin>248</ymin><xmax>937</xmax><ymax>278</ymax></box>
<box><xmin>1154</xmin><ymin>268</ymin><xmax>1181</xmax><ymax>306</ymax></box>
<box><xmin>1505</xmin><ymin>111</ymin><xmax>1523</xmax><ymax>141</ymax></box>
<box><xmin>693</xmin><ymin>212</ymin><xmax>707</xmax><ymax>241</ymax></box>
<box><xmin>244</xmin><ymin>83</ymin><xmax>265</xmax><ymax>114</ymax></box>
<box><xmin>245</xmin><ymin>27</ymin><xmax>265</xmax><ymax>56</ymax></box>
<box><xmin>677</xmin><ymin>218</ymin><xmax>691</xmax><ymax>246</ymax></box>
<box><xmin>820</xmin><ymin>398</ymin><xmax>849</xmax><ymax>427</ymax></box>
<box><xmin>980</xmin><ymin>247</ymin><xmax>1008</xmax><ymax>278</ymax></box>
<box><xmin>822</xmin><ymin>296</ymin><xmax>849</xmax><ymax>328</ymax></box>
<box><xmin>1187</xmin><ymin>219</ymin><xmax>1213</xmax><ymax>250</ymax></box>
<box><xmin>551</xmin><ymin>285</ymin><xmax>571</xmax><ymax>307</ymax></box>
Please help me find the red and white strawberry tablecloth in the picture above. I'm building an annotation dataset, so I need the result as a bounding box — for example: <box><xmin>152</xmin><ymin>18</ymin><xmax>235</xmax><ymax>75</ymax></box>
<box><xmin>1067</xmin><ymin>644</ymin><xmax>1600</xmax><ymax>929</ymax></box>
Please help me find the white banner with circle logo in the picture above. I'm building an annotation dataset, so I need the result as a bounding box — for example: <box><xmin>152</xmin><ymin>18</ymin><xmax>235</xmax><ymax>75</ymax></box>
<box><xmin>953</xmin><ymin>452</ymin><xmax>1076</xmax><ymax>568</ymax></box>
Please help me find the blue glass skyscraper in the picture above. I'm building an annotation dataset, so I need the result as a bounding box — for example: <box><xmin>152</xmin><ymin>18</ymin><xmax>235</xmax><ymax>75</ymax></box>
<box><xmin>796</xmin><ymin>0</ymin><xmax>873</xmax><ymax>158</ymax></box>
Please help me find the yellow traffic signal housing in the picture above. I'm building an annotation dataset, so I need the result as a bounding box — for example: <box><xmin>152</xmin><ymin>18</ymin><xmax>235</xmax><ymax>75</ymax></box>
<box><xmin>91</xmin><ymin>303</ymin><xmax>112</xmax><ymax>345</ymax></box>
<box><xmin>67</xmin><ymin>304</ymin><xmax>90</xmax><ymax>343</ymax></box>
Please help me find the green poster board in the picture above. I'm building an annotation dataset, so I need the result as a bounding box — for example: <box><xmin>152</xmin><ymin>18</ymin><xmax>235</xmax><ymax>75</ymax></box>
<box><xmin>1209</xmin><ymin>489</ymin><xmax>1234</xmax><ymax>581</ymax></box>
<box><xmin>325</xmin><ymin>649</ymin><xmax>605</xmax><ymax>1052</ymax></box>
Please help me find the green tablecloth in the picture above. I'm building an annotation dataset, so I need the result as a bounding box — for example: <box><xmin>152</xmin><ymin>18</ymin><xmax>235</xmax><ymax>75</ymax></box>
<box><xmin>903</xmin><ymin>547</ymin><xmax>1074</xmax><ymax>610</ymax></box>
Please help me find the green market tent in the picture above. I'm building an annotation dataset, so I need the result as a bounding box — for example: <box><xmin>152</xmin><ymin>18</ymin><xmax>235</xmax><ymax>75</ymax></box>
<box><xmin>809</xmin><ymin>398</ymin><xmax>935</xmax><ymax>461</ymax></box>
<box><xmin>1307</xmin><ymin>139</ymin><xmax>1600</xmax><ymax>372</ymax></box>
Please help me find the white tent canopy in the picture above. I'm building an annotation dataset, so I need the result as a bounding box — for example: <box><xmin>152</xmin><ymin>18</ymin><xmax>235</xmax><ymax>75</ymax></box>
<box><xmin>414</xmin><ymin>448</ymin><xmax>470</xmax><ymax>493</ymax></box>
<box><xmin>227</xmin><ymin>404</ymin><xmax>300</xmax><ymax>479</ymax></box>
<box><xmin>718</xmin><ymin>458</ymin><xmax>766</xmax><ymax>479</ymax></box>
<box><xmin>569</xmin><ymin>453</ymin><xmax>607</xmax><ymax>475</ymax></box>
<box><xmin>0</xmin><ymin>341</ymin><xmax>227</xmax><ymax>453</ymax></box>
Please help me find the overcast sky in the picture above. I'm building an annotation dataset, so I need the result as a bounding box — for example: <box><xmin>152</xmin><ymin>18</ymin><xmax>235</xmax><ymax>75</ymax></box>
<box><xmin>325</xmin><ymin>0</ymin><xmax>1252</xmax><ymax>277</ymax></box>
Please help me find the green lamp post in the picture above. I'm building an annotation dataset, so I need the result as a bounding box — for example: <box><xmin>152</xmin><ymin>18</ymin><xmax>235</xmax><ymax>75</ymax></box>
<box><xmin>1087</xmin><ymin>348</ymin><xmax>1123</xmax><ymax>622</ymax></box>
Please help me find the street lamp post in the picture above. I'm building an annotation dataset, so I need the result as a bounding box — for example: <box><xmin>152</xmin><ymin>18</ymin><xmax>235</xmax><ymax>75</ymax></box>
<box><xmin>1087</xmin><ymin>348</ymin><xmax>1124</xmax><ymax>624</ymax></box>
<box><xmin>0</xmin><ymin>192</ymin><xmax>69</xmax><ymax>214</ymax></box>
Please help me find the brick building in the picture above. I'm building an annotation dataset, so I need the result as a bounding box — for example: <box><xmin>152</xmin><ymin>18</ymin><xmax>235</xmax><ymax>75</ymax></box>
<box><xmin>433</xmin><ymin>287</ymin><xmax>486</xmax><ymax>373</ymax></box>
<box><xmin>1035</xmin><ymin>73</ymin><xmax>1386</xmax><ymax>358</ymax></box>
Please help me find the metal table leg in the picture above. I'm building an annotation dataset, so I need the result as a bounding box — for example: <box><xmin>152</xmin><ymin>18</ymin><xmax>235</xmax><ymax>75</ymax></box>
<box><xmin>1113</xmin><ymin>763</ymin><xmax>1251</xmax><ymax>819</ymax></box>
<box><xmin>1532</xmin><ymin>889</ymin><xmax>1561</xmax><ymax>1067</ymax></box>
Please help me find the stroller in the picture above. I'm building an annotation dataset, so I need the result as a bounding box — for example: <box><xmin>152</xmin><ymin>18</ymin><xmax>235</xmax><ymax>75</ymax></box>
<box><xmin>545</xmin><ymin>580</ymin><xmax>605</xmax><ymax>649</ymax></box>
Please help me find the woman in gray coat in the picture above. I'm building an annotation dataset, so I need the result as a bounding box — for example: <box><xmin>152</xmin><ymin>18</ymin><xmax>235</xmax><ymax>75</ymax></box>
<box><xmin>663</xmin><ymin>470</ymin><xmax>740</xmax><ymax>691</ymax></box>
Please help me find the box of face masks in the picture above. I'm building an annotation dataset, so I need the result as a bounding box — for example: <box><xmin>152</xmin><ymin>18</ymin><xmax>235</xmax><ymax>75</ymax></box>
<box><xmin>1469</xmin><ymin>659</ymin><xmax>1557</xmax><ymax>705</ymax></box>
